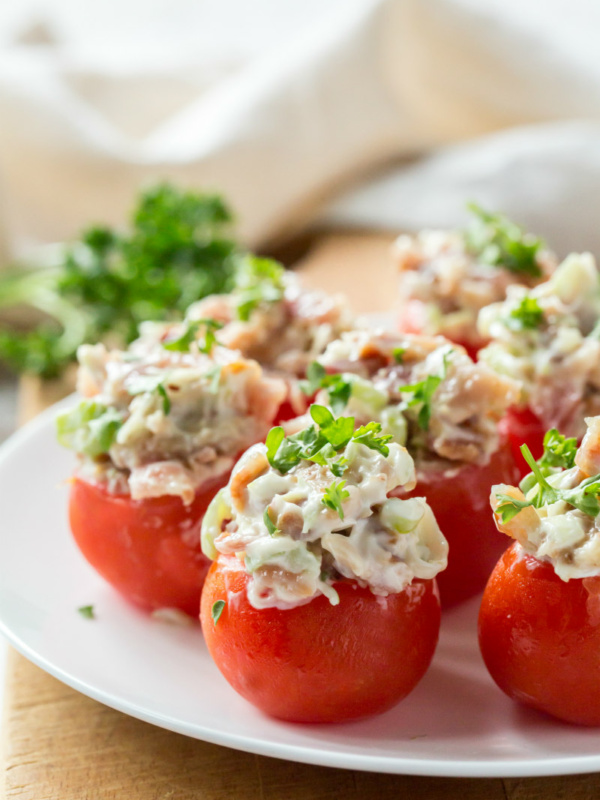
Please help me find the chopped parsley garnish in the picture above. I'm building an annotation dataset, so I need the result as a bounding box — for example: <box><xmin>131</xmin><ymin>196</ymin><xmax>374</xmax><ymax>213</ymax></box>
<box><xmin>301</xmin><ymin>362</ymin><xmax>352</xmax><ymax>414</ymax></box>
<box><xmin>322</xmin><ymin>480</ymin><xmax>350</xmax><ymax>520</ymax></box>
<box><xmin>393</xmin><ymin>347</ymin><xmax>405</xmax><ymax>364</ymax></box>
<box><xmin>128</xmin><ymin>374</ymin><xmax>171</xmax><ymax>414</ymax></box>
<box><xmin>78</xmin><ymin>605</ymin><xmax>95</xmax><ymax>620</ymax></box>
<box><xmin>211</xmin><ymin>600</ymin><xmax>226</xmax><ymax>626</ymax></box>
<box><xmin>464</xmin><ymin>202</ymin><xmax>543</xmax><ymax>278</ymax></box>
<box><xmin>538</xmin><ymin>429</ymin><xmax>577</xmax><ymax>472</ymax></box>
<box><xmin>265</xmin><ymin>405</ymin><xmax>394</xmax><ymax>475</ymax></box>
<box><xmin>234</xmin><ymin>255</ymin><xmax>285</xmax><ymax>321</ymax></box>
<box><xmin>263</xmin><ymin>507</ymin><xmax>281</xmax><ymax>536</ymax></box>
<box><xmin>163</xmin><ymin>318</ymin><xmax>223</xmax><ymax>354</ymax></box>
<box><xmin>506</xmin><ymin>296</ymin><xmax>544</xmax><ymax>332</ymax></box>
<box><xmin>496</xmin><ymin>443</ymin><xmax>600</xmax><ymax>523</ymax></box>
<box><xmin>399</xmin><ymin>374</ymin><xmax>442</xmax><ymax>431</ymax></box>
<box><xmin>352</xmin><ymin>422</ymin><xmax>392</xmax><ymax>456</ymax></box>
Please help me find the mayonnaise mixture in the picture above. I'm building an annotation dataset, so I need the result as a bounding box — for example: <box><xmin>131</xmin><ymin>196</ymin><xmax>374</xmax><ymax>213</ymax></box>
<box><xmin>307</xmin><ymin>328</ymin><xmax>519</xmax><ymax>466</ymax></box>
<box><xmin>395</xmin><ymin>226</ymin><xmax>555</xmax><ymax>348</ymax></box>
<box><xmin>201</xmin><ymin>414</ymin><xmax>448</xmax><ymax>609</ymax></box>
<box><xmin>478</xmin><ymin>253</ymin><xmax>600</xmax><ymax>438</ymax></box>
<box><xmin>136</xmin><ymin>257</ymin><xmax>354</xmax><ymax>378</ymax></box>
<box><xmin>491</xmin><ymin>416</ymin><xmax>600</xmax><ymax>580</ymax></box>
<box><xmin>57</xmin><ymin>334</ymin><xmax>286</xmax><ymax>504</ymax></box>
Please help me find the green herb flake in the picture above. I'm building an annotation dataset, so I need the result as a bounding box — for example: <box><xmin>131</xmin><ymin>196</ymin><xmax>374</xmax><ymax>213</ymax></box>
<box><xmin>399</xmin><ymin>374</ymin><xmax>442</xmax><ymax>431</ymax></box>
<box><xmin>322</xmin><ymin>480</ymin><xmax>350</xmax><ymax>520</ymax></box>
<box><xmin>211</xmin><ymin>599</ymin><xmax>226</xmax><ymax>626</ymax></box>
<box><xmin>128</xmin><ymin>374</ymin><xmax>171</xmax><ymax>414</ymax></box>
<box><xmin>494</xmin><ymin>493</ymin><xmax>534</xmax><ymax>524</ymax></box>
<box><xmin>464</xmin><ymin>202</ymin><xmax>543</xmax><ymax>278</ymax></box>
<box><xmin>506</xmin><ymin>296</ymin><xmax>545</xmax><ymax>332</ymax></box>
<box><xmin>263</xmin><ymin>507</ymin><xmax>281</xmax><ymax>536</ymax></box>
<box><xmin>393</xmin><ymin>347</ymin><xmax>406</xmax><ymax>364</ymax></box>
<box><xmin>56</xmin><ymin>400</ymin><xmax>122</xmax><ymax>458</ymax></box>
<box><xmin>78</xmin><ymin>605</ymin><xmax>95</xmax><ymax>620</ymax></box>
<box><xmin>163</xmin><ymin>318</ymin><xmax>223</xmax><ymax>354</ymax></box>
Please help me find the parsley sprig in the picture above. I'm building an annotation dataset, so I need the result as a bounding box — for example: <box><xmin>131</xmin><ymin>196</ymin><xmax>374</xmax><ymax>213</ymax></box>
<box><xmin>505</xmin><ymin>296</ymin><xmax>544</xmax><ymax>332</ymax></box>
<box><xmin>322</xmin><ymin>480</ymin><xmax>350</xmax><ymax>520</ymax></box>
<box><xmin>264</xmin><ymin>405</ymin><xmax>393</xmax><ymax>475</ymax></box>
<box><xmin>163</xmin><ymin>318</ymin><xmax>223</xmax><ymax>354</ymax></box>
<box><xmin>301</xmin><ymin>362</ymin><xmax>352</xmax><ymax>413</ymax></box>
<box><xmin>234</xmin><ymin>255</ymin><xmax>285</xmax><ymax>321</ymax></box>
<box><xmin>495</xmin><ymin>441</ymin><xmax>600</xmax><ymax>524</ymax></box>
<box><xmin>464</xmin><ymin>203</ymin><xmax>543</xmax><ymax>278</ymax></box>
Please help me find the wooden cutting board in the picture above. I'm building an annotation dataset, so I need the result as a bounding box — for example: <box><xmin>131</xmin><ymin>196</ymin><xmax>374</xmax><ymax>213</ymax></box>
<box><xmin>2</xmin><ymin>233</ymin><xmax>600</xmax><ymax>799</ymax></box>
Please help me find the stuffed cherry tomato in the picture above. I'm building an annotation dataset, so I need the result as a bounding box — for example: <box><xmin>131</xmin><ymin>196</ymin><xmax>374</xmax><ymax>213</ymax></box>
<box><xmin>480</xmin><ymin>418</ymin><xmax>600</xmax><ymax>724</ymax></box>
<box><xmin>57</xmin><ymin>326</ymin><xmax>286</xmax><ymax>616</ymax></box>
<box><xmin>394</xmin><ymin>208</ymin><xmax>554</xmax><ymax>361</ymax></box>
<box><xmin>200</xmin><ymin>409</ymin><xmax>448</xmax><ymax>722</ymax></box>
<box><xmin>70</xmin><ymin>474</ymin><xmax>229</xmax><ymax>616</ymax></box>
<box><xmin>306</xmin><ymin>328</ymin><xmax>520</xmax><ymax>606</ymax></box>
<box><xmin>201</xmin><ymin>557</ymin><xmax>440</xmax><ymax>723</ymax></box>
<box><xmin>478</xmin><ymin>250</ymin><xmax>600</xmax><ymax>481</ymax></box>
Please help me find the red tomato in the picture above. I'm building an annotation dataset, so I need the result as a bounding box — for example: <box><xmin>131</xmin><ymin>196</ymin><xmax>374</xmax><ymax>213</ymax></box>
<box><xmin>69</xmin><ymin>473</ymin><xmax>230</xmax><ymax>616</ymax></box>
<box><xmin>479</xmin><ymin>541</ymin><xmax>600</xmax><ymax>726</ymax></box>
<box><xmin>499</xmin><ymin>406</ymin><xmax>546</xmax><ymax>479</ymax></box>
<box><xmin>391</xmin><ymin>436</ymin><xmax>519</xmax><ymax>607</ymax></box>
<box><xmin>200</xmin><ymin>555</ymin><xmax>441</xmax><ymax>723</ymax></box>
<box><xmin>397</xmin><ymin>299</ymin><xmax>483</xmax><ymax>361</ymax></box>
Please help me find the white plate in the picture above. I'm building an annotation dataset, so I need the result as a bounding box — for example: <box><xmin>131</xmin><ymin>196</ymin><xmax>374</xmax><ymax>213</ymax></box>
<box><xmin>1</xmin><ymin>402</ymin><xmax>599</xmax><ymax>779</ymax></box>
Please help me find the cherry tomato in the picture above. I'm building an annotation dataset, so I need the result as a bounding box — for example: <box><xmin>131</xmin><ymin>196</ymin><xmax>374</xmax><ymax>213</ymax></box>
<box><xmin>499</xmin><ymin>406</ymin><xmax>546</xmax><ymax>479</ymax></box>
<box><xmin>479</xmin><ymin>541</ymin><xmax>600</xmax><ymax>726</ymax></box>
<box><xmin>397</xmin><ymin>300</ymin><xmax>483</xmax><ymax>361</ymax></box>
<box><xmin>200</xmin><ymin>555</ymin><xmax>441</xmax><ymax>723</ymax></box>
<box><xmin>391</xmin><ymin>436</ymin><xmax>519</xmax><ymax>607</ymax></box>
<box><xmin>69</xmin><ymin>473</ymin><xmax>230</xmax><ymax>616</ymax></box>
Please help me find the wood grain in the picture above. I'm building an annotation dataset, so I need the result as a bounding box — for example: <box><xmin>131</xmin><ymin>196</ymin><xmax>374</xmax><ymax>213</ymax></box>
<box><xmin>2</xmin><ymin>233</ymin><xmax>599</xmax><ymax>799</ymax></box>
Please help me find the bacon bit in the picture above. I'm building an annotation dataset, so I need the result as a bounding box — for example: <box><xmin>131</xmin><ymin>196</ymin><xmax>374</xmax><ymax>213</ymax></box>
<box><xmin>230</xmin><ymin>449</ymin><xmax>269</xmax><ymax>511</ymax></box>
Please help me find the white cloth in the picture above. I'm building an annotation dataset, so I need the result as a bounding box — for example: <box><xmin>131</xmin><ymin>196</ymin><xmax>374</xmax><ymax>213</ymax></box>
<box><xmin>1</xmin><ymin>0</ymin><xmax>600</xmax><ymax>260</ymax></box>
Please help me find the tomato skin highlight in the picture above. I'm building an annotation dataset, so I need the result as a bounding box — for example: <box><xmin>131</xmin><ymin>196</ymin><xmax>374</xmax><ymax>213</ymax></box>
<box><xmin>391</xmin><ymin>437</ymin><xmax>519</xmax><ymax>608</ymax></box>
<box><xmin>479</xmin><ymin>541</ymin><xmax>600</xmax><ymax>726</ymax></box>
<box><xmin>201</xmin><ymin>556</ymin><xmax>441</xmax><ymax>723</ymax></box>
<box><xmin>500</xmin><ymin>406</ymin><xmax>546</xmax><ymax>479</ymax></box>
<box><xmin>69</xmin><ymin>474</ymin><xmax>230</xmax><ymax>616</ymax></box>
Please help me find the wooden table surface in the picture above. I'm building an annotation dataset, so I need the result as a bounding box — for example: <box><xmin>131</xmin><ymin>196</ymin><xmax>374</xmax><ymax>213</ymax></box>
<box><xmin>2</xmin><ymin>233</ymin><xmax>600</xmax><ymax>799</ymax></box>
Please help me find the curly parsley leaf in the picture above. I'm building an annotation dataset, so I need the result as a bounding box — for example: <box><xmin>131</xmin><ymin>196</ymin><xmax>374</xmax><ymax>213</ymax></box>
<box><xmin>515</xmin><ymin>443</ymin><xmax>600</xmax><ymax>519</ymax></box>
<box><xmin>399</xmin><ymin>374</ymin><xmax>442</xmax><ymax>431</ymax></box>
<box><xmin>506</xmin><ymin>296</ymin><xmax>544</xmax><ymax>332</ymax></box>
<box><xmin>538</xmin><ymin>429</ymin><xmax>577</xmax><ymax>472</ymax></box>
<box><xmin>464</xmin><ymin>202</ymin><xmax>543</xmax><ymax>278</ymax></box>
<box><xmin>494</xmin><ymin>493</ymin><xmax>534</xmax><ymax>524</ymax></box>
<box><xmin>352</xmin><ymin>422</ymin><xmax>393</xmax><ymax>456</ymax></box>
<box><xmin>211</xmin><ymin>600</ymin><xmax>226</xmax><ymax>626</ymax></box>
<box><xmin>322</xmin><ymin>480</ymin><xmax>350</xmax><ymax>520</ymax></box>
<box><xmin>163</xmin><ymin>318</ymin><xmax>223</xmax><ymax>354</ymax></box>
<box><xmin>301</xmin><ymin>363</ymin><xmax>353</xmax><ymax>414</ymax></box>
